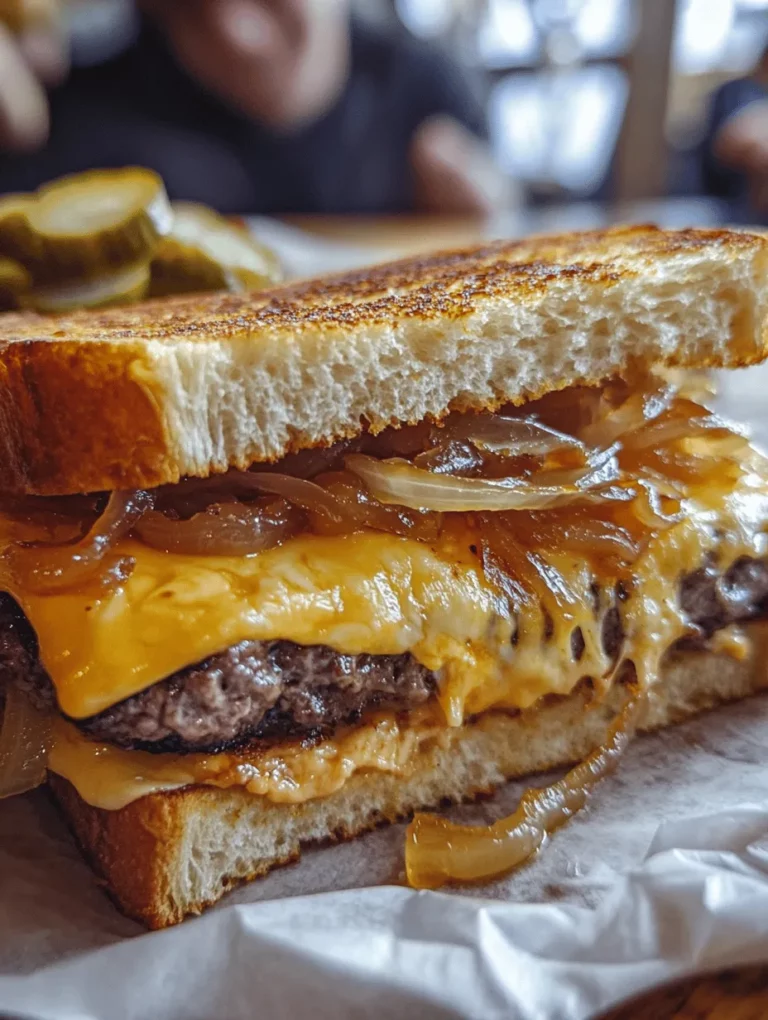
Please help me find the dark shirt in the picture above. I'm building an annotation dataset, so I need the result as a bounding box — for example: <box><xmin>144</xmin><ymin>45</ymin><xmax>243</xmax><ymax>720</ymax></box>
<box><xmin>0</xmin><ymin>19</ymin><xmax>486</xmax><ymax>214</ymax></box>
<box><xmin>701</xmin><ymin>76</ymin><xmax>768</xmax><ymax>222</ymax></box>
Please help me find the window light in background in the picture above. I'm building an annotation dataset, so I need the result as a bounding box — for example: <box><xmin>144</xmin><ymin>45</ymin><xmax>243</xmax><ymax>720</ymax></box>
<box><xmin>574</xmin><ymin>0</ymin><xmax>635</xmax><ymax>58</ymax></box>
<box><xmin>482</xmin><ymin>0</ymin><xmax>631</xmax><ymax>198</ymax></box>
<box><xmin>673</xmin><ymin>0</ymin><xmax>768</xmax><ymax>74</ymax></box>
<box><xmin>477</xmin><ymin>0</ymin><xmax>538</xmax><ymax>67</ymax></box>
<box><xmin>489</xmin><ymin>64</ymin><xmax>628</xmax><ymax>196</ymax></box>
<box><xmin>674</xmin><ymin>0</ymin><xmax>737</xmax><ymax>74</ymax></box>
<box><xmin>395</xmin><ymin>0</ymin><xmax>768</xmax><ymax>199</ymax></box>
<box><xmin>395</xmin><ymin>0</ymin><xmax>455</xmax><ymax>38</ymax></box>
<box><xmin>477</xmin><ymin>0</ymin><xmax>634</xmax><ymax>68</ymax></box>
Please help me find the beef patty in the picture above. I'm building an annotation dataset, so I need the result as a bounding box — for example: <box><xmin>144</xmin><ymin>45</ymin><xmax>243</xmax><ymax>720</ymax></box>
<box><xmin>3</xmin><ymin>555</ymin><xmax>768</xmax><ymax>754</ymax></box>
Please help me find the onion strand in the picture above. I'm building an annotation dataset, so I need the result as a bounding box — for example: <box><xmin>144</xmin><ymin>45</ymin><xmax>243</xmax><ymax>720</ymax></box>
<box><xmin>345</xmin><ymin>453</ymin><xmax>619</xmax><ymax>513</ymax></box>
<box><xmin>446</xmin><ymin>413</ymin><xmax>586</xmax><ymax>458</ymax></box>
<box><xmin>5</xmin><ymin>490</ymin><xmax>153</xmax><ymax>594</ymax></box>
<box><xmin>0</xmin><ymin>685</ymin><xmax>52</xmax><ymax>799</ymax></box>
<box><xmin>246</xmin><ymin>473</ymin><xmax>345</xmax><ymax>523</ymax></box>
<box><xmin>405</xmin><ymin>690</ymin><xmax>643</xmax><ymax>889</ymax></box>
<box><xmin>135</xmin><ymin>500</ymin><xmax>302</xmax><ymax>556</ymax></box>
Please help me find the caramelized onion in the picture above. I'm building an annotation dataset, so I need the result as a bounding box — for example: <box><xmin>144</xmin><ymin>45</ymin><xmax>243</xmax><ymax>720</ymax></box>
<box><xmin>345</xmin><ymin>454</ymin><xmax>617</xmax><ymax>513</ymax></box>
<box><xmin>508</xmin><ymin>513</ymin><xmax>640</xmax><ymax>563</ymax></box>
<box><xmin>445</xmin><ymin>413</ymin><xmax>586</xmax><ymax>458</ymax></box>
<box><xmin>480</xmin><ymin>544</ymin><xmax>534</xmax><ymax>609</ymax></box>
<box><xmin>158</xmin><ymin>471</ymin><xmax>348</xmax><ymax>523</ymax></box>
<box><xmin>0</xmin><ymin>685</ymin><xmax>52</xmax><ymax>799</ymax></box>
<box><xmin>624</xmin><ymin>413</ymin><xmax>735</xmax><ymax>452</ymax></box>
<box><xmin>535</xmin><ymin>443</ymin><xmax>620</xmax><ymax>490</ymax></box>
<box><xmin>0</xmin><ymin>493</ymin><xmax>100</xmax><ymax>542</ymax></box>
<box><xmin>632</xmin><ymin>481</ymin><xmax>685</xmax><ymax>528</ymax></box>
<box><xmin>6</xmin><ymin>490</ymin><xmax>152</xmax><ymax>594</ymax></box>
<box><xmin>521</xmin><ymin>385</ymin><xmax>604</xmax><ymax>438</ymax></box>
<box><xmin>559</xmin><ymin>522</ymin><xmax>640</xmax><ymax>561</ymax></box>
<box><xmin>153</xmin><ymin>476</ymin><xmax>237</xmax><ymax>517</ymax></box>
<box><xmin>643</xmin><ymin>446</ymin><xmax>736</xmax><ymax>487</ymax></box>
<box><xmin>413</xmin><ymin>439</ymin><xmax>485</xmax><ymax>476</ymax></box>
<box><xmin>6</xmin><ymin>387</ymin><xmax>745</xmax><ymax>616</ymax></box>
<box><xmin>245</xmin><ymin>473</ymin><xmax>345</xmax><ymax>523</ymax></box>
<box><xmin>265</xmin><ymin>442</ymin><xmax>357</xmax><ymax>479</ymax></box>
<box><xmin>311</xmin><ymin>471</ymin><xmax>442</xmax><ymax>541</ymax></box>
<box><xmin>579</xmin><ymin>384</ymin><xmax>673</xmax><ymax>448</ymax></box>
<box><xmin>135</xmin><ymin>499</ymin><xmax>302</xmax><ymax>556</ymax></box>
<box><xmin>405</xmin><ymin>691</ymin><xmax>643</xmax><ymax>889</ymax></box>
<box><xmin>152</xmin><ymin>468</ymin><xmax>441</xmax><ymax>549</ymax></box>
<box><xmin>360</xmin><ymin>419</ymin><xmax>436</xmax><ymax>459</ymax></box>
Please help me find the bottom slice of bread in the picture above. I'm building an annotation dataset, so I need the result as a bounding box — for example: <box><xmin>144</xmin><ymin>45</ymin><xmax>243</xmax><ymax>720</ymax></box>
<box><xmin>49</xmin><ymin>625</ymin><xmax>768</xmax><ymax>929</ymax></box>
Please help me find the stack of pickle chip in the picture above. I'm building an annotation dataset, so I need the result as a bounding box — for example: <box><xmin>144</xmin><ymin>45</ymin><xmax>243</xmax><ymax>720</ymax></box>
<box><xmin>149</xmin><ymin>202</ymin><xmax>281</xmax><ymax>298</ymax></box>
<box><xmin>0</xmin><ymin>168</ymin><xmax>281</xmax><ymax>313</ymax></box>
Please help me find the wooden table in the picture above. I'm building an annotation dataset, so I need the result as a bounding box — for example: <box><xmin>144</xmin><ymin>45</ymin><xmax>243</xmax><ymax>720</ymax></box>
<box><xmin>601</xmin><ymin>967</ymin><xmax>768</xmax><ymax>1018</ymax></box>
<box><xmin>284</xmin><ymin>198</ymin><xmax>726</xmax><ymax>260</ymax></box>
<box><xmin>288</xmin><ymin>211</ymin><xmax>768</xmax><ymax>1020</ymax></box>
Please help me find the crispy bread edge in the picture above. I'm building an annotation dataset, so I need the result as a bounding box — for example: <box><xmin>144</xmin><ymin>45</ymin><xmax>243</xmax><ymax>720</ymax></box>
<box><xmin>49</xmin><ymin>626</ymin><xmax>768</xmax><ymax>929</ymax></box>
<box><xmin>0</xmin><ymin>340</ymin><xmax>171</xmax><ymax>493</ymax></box>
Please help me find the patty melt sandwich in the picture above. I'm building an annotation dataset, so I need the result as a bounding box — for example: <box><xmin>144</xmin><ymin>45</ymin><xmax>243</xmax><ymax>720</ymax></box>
<box><xmin>1</xmin><ymin>225</ymin><xmax>768</xmax><ymax>928</ymax></box>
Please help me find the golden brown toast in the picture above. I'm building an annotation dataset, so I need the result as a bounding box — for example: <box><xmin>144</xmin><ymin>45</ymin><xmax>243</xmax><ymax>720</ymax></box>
<box><xmin>0</xmin><ymin>224</ymin><xmax>766</xmax><ymax>495</ymax></box>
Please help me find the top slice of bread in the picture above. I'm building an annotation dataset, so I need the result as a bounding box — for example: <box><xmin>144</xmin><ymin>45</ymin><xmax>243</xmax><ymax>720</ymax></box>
<box><xmin>0</xmin><ymin>224</ymin><xmax>767</xmax><ymax>495</ymax></box>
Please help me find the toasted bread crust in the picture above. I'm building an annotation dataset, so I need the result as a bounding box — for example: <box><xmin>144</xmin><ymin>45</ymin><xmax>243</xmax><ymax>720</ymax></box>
<box><xmin>0</xmin><ymin>339</ymin><xmax>170</xmax><ymax>494</ymax></box>
<box><xmin>1</xmin><ymin>225</ymin><xmax>767</xmax><ymax>494</ymax></box>
<box><xmin>49</xmin><ymin>627</ymin><xmax>768</xmax><ymax>929</ymax></box>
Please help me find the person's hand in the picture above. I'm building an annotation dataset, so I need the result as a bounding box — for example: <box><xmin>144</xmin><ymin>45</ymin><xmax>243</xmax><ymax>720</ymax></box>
<box><xmin>0</xmin><ymin>0</ymin><xmax>67</xmax><ymax>152</ymax></box>
<box><xmin>714</xmin><ymin>99</ymin><xmax>768</xmax><ymax>212</ymax></box>
<box><xmin>409</xmin><ymin>115</ymin><xmax>514</xmax><ymax>216</ymax></box>
<box><xmin>146</xmin><ymin>0</ymin><xmax>349</xmax><ymax>132</ymax></box>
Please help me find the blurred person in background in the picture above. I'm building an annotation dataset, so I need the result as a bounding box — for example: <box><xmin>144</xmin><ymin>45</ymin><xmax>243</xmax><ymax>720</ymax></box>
<box><xmin>0</xmin><ymin>0</ymin><xmax>508</xmax><ymax>215</ymax></box>
<box><xmin>702</xmin><ymin>44</ymin><xmax>768</xmax><ymax>223</ymax></box>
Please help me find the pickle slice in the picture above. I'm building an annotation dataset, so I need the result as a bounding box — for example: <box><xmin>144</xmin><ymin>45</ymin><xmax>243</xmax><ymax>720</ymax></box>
<box><xmin>0</xmin><ymin>256</ymin><xmax>30</xmax><ymax>311</ymax></box>
<box><xmin>148</xmin><ymin>202</ymin><xmax>281</xmax><ymax>297</ymax></box>
<box><xmin>28</xmin><ymin>261</ymin><xmax>150</xmax><ymax>313</ymax></box>
<box><xmin>0</xmin><ymin>194</ymin><xmax>39</xmax><ymax>264</ymax></box>
<box><xmin>22</xmin><ymin>168</ymin><xmax>173</xmax><ymax>284</ymax></box>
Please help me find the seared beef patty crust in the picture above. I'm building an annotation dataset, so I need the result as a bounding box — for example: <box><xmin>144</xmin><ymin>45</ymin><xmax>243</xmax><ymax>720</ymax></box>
<box><xmin>83</xmin><ymin>644</ymin><xmax>436</xmax><ymax>753</ymax></box>
<box><xmin>2</xmin><ymin>556</ymin><xmax>767</xmax><ymax>754</ymax></box>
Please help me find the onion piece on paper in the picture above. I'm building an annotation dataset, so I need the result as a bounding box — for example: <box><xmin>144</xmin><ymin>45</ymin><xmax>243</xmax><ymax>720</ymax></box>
<box><xmin>405</xmin><ymin>690</ymin><xmax>643</xmax><ymax>889</ymax></box>
<box><xmin>0</xmin><ymin>685</ymin><xmax>52</xmax><ymax>800</ymax></box>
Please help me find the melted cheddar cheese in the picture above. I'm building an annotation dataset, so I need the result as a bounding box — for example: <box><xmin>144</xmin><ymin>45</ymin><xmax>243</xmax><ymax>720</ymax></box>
<box><xmin>15</xmin><ymin>529</ymin><xmax>504</xmax><ymax>720</ymax></box>
<box><xmin>49</xmin><ymin>710</ymin><xmax>449</xmax><ymax>811</ymax></box>
<box><xmin>10</xmin><ymin>448</ymin><xmax>768</xmax><ymax>811</ymax></box>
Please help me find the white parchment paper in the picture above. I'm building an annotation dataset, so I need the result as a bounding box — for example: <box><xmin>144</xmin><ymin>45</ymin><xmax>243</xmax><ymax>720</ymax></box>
<box><xmin>2</xmin><ymin>234</ymin><xmax>768</xmax><ymax>1020</ymax></box>
<box><xmin>4</xmin><ymin>694</ymin><xmax>768</xmax><ymax>1020</ymax></box>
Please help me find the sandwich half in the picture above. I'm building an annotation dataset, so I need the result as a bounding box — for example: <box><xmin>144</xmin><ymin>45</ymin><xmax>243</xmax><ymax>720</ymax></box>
<box><xmin>1</xmin><ymin>225</ymin><xmax>768</xmax><ymax>928</ymax></box>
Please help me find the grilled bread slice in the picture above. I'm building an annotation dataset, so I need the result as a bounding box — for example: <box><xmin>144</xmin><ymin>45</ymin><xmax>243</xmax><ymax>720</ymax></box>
<box><xmin>0</xmin><ymin>225</ymin><xmax>766</xmax><ymax>495</ymax></box>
